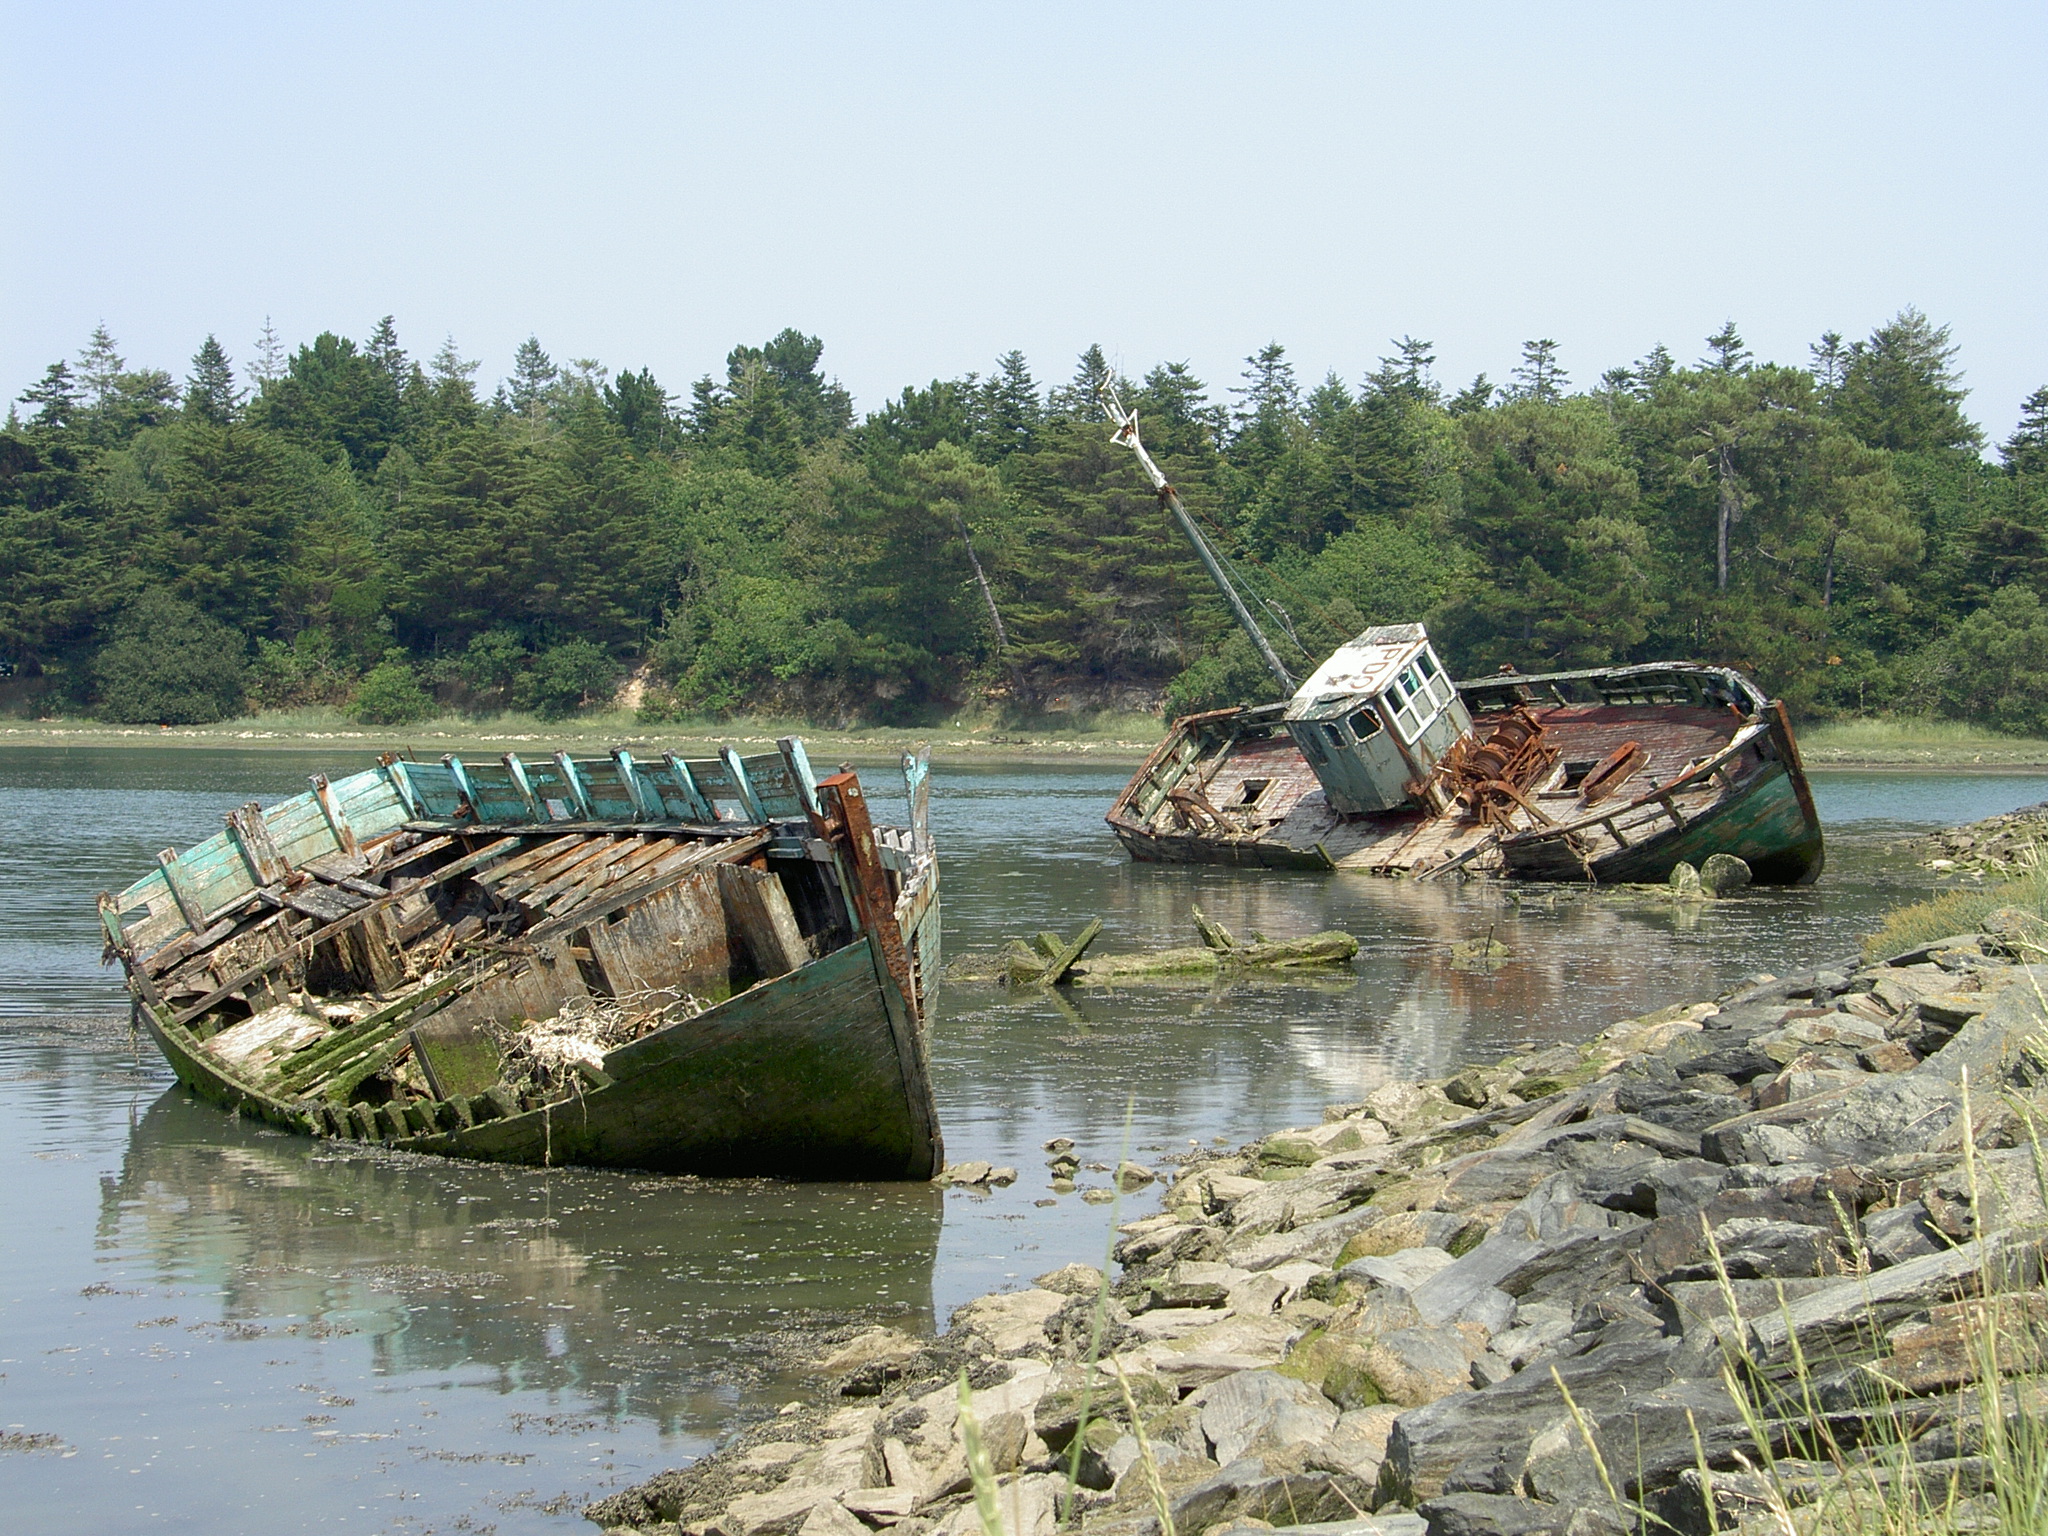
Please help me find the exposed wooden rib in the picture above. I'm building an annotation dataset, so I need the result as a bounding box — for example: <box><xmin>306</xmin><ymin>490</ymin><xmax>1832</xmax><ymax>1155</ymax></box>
<box><xmin>170</xmin><ymin>836</ymin><xmax>524</xmax><ymax>1025</ymax></box>
<box><xmin>226</xmin><ymin>803</ymin><xmax>291</xmax><ymax>885</ymax></box>
<box><xmin>156</xmin><ymin>850</ymin><xmax>208</xmax><ymax>931</ymax></box>
<box><xmin>310</xmin><ymin>774</ymin><xmax>361</xmax><ymax>856</ymax></box>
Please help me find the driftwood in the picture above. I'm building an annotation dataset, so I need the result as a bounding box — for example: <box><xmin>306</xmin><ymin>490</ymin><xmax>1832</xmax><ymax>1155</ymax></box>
<box><xmin>1069</xmin><ymin>931</ymin><xmax>1358</xmax><ymax>983</ymax></box>
<box><xmin>986</xmin><ymin>908</ymin><xmax>1358</xmax><ymax>988</ymax></box>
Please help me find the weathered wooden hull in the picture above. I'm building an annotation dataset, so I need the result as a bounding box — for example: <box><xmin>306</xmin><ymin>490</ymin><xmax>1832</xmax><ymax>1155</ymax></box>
<box><xmin>103</xmin><ymin>739</ymin><xmax>945</xmax><ymax>1181</ymax></box>
<box><xmin>141</xmin><ymin>930</ymin><xmax>941</xmax><ymax>1179</ymax></box>
<box><xmin>1499</xmin><ymin>761</ymin><xmax>1824</xmax><ymax>885</ymax></box>
<box><xmin>1107</xmin><ymin>668</ymin><xmax>1825</xmax><ymax>885</ymax></box>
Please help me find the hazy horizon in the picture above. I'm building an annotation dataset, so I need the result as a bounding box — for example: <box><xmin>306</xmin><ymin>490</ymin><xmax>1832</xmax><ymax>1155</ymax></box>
<box><xmin>5</xmin><ymin>3</ymin><xmax>2043</xmax><ymax>439</ymax></box>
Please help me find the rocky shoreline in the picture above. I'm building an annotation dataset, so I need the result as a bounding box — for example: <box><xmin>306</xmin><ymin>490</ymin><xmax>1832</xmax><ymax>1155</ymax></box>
<box><xmin>588</xmin><ymin>913</ymin><xmax>2048</xmax><ymax>1536</ymax></box>
<box><xmin>1917</xmin><ymin>800</ymin><xmax>2048</xmax><ymax>876</ymax></box>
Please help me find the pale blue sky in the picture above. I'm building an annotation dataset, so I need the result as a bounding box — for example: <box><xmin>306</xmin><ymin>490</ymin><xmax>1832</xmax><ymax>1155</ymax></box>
<box><xmin>4</xmin><ymin>2</ymin><xmax>2043</xmax><ymax>439</ymax></box>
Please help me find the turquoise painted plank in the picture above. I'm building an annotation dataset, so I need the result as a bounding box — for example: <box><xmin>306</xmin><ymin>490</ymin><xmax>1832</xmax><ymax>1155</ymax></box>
<box><xmin>567</xmin><ymin>756</ymin><xmax>640</xmax><ymax>820</ymax></box>
<box><xmin>740</xmin><ymin>751</ymin><xmax>808</xmax><ymax>819</ymax></box>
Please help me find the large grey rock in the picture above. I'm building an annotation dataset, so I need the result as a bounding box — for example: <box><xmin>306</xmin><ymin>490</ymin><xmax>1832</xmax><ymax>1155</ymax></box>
<box><xmin>1034</xmin><ymin>1262</ymin><xmax>1105</xmax><ymax>1295</ymax></box>
<box><xmin>1861</xmin><ymin>1201</ymin><xmax>1949</xmax><ymax>1267</ymax></box>
<box><xmin>1351</xmin><ymin>1325</ymin><xmax>1482</xmax><ymax>1407</ymax></box>
<box><xmin>1747</xmin><ymin>1231</ymin><xmax>2043</xmax><ymax>1363</ymax></box>
<box><xmin>1228</xmin><ymin>1199</ymin><xmax>1409</xmax><ymax>1272</ymax></box>
<box><xmin>949</xmin><ymin>1288</ymin><xmax>1066</xmax><ymax>1355</ymax></box>
<box><xmin>1675</xmin><ymin>1042</ymin><xmax>1778</xmax><ymax>1083</ymax></box>
<box><xmin>1417</xmin><ymin>1491</ymin><xmax>1578</xmax><ymax>1535</ymax></box>
<box><xmin>1332</xmin><ymin>1207</ymin><xmax>1475</xmax><ymax>1261</ymax></box>
<box><xmin>1660</xmin><ymin>1278</ymin><xmax>1837</xmax><ymax>1341</ymax></box>
<box><xmin>1381</xmin><ymin>1336</ymin><xmax>1684</xmax><ymax>1503</ymax></box>
<box><xmin>1918</xmin><ymin>974</ymin><xmax>2048</xmax><ymax>1085</ymax></box>
<box><xmin>1699</xmin><ymin>853</ymin><xmax>1751</xmax><ymax>896</ymax></box>
<box><xmin>1701</xmin><ymin>1120</ymin><xmax>1819</xmax><ymax>1166</ymax></box>
<box><xmin>1610</xmin><ymin>1083</ymin><xmax>1750</xmax><ymax>1136</ymax></box>
<box><xmin>1572</xmin><ymin>1157</ymin><xmax>1728</xmax><ymax>1219</ymax></box>
<box><xmin>1409</xmin><ymin>1237</ymin><xmax>1546</xmax><ymax>1327</ymax></box>
<box><xmin>1313</xmin><ymin>1404</ymin><xmax>1403</xmax><ymax>1482</ymax></box>
<box><xmin>794</xmin><ymin>1502</ymin><xmax>871</xmax><ymax>1536</ymax></box>
<box><xmin>1211</xmin><ymin>1520</ymin><xmax>1426</xmax><ymax>1536</ymax></box>
<box><xmin>1488</xmin><ymin>1301</ymin><xmax>1572</xmax><ymax>1368</ymax></box>
<box><xmin>1167</xmin><ymin>1456</ymin><xmax>1376</xmax><ymax>1534</ymax></box>
<box><xmin>1342</xmin><ymin>1246</ymin><xmax>1460</xmax><ymax>1294</ymax></box>
<box><xmin>1497</xmin><ymin>1173</ymin><xmax>1649</xmax><ymax>1247</ymax></box>
<box><xmin>1660</xmin><ymin>1218</ymin><xmax>1838</xmax><ymax>1282</ymax></box>
<box><xmin>931</xmin><ymin>1471</ymin><xmax>1061</xmax><ymax>1536</ymax></box>
<box><xmin>1806</xmin><ymin>1076</ymin><xmax>1965</xmax><ymax>1162</ymax></box>
<box><xmin>1197</xmin><ymin>1369</ymin><xmax>1339</xmax><ymax>1465</ymax></box>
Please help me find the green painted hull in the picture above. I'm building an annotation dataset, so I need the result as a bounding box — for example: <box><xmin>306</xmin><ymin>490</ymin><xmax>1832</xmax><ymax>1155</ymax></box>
<box><xmin>1499</xmin><ymin>761</ymin><xmax>1824</xmax><ymax>885</ymax></box>
<box><xmin>144</xmin><ymin>930</ymin><xmax>943</xmax><ymax>1181</ymax></box>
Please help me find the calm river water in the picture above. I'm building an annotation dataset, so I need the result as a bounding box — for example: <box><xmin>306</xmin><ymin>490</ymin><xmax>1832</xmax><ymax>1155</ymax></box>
<box><xmin>3</xmin><ymin>746</ymin><xmax>2042</xmax><ymax>1533</ymax></box>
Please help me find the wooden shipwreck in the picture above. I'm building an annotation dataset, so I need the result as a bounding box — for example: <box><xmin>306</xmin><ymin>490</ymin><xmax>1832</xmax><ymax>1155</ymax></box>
<box><xmin>1097</xmin><ymin>398</ymin><xmax>1824</xmax><ymax>884</ymax></box>
<box><xmin>98</xmin><ymin>740</ymin><xmax>944</xmax><ymax>1180</ymax></box>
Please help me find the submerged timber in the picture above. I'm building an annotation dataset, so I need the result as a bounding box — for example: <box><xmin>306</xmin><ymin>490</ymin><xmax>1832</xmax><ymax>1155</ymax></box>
<box><xmin>1095</xmin><ymin>396</ymin><xmax>1823</xmax><ymax>885</ymax></box>
<box><xmin>98</xmin><ymin>740</ymin><xmax>944</xmax><ymax>1179</ymax></box>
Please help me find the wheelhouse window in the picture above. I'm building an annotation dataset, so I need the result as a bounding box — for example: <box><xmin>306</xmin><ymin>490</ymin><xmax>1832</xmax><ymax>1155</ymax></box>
<box><xmin>1348</xmin><ymin>707</ymin><xmax>1383</xmax><ymax>741</ymax></box>
<box><xmin>1384</xmin><ymin>651</ymin><xmax>1450</xmax><ymax>740</ymax></box>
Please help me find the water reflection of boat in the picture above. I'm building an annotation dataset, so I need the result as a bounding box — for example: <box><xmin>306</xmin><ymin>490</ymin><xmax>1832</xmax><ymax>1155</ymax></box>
<box><xmin>102</xmin><ymin>1089</ymin><xmax>943</xmax><ymax>1430</ymax></box>
<box><xmin>1098</xmin><ymin>399</ymin><xmax>1824</xmax><ymax>885</ymax></box>
<box><xmin>98</xmin><ymin>740</ymin><xmax>943</xmax><ymax>1179</ymax></box>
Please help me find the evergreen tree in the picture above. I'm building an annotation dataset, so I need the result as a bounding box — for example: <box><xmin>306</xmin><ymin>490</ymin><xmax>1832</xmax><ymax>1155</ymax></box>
<box><xmin>603</xmin><ymin>367</ymin><xmax>673</xmax><ymax>452</ymax></box>
<box><xmin>1448</xmin><ymin>374</ymin><xmax>1493</xmax><ymax>415</ymax></box>
<box><xmin>18</xmin><ymin>363</ymin><xmax>82</xmax><ymax>430</ymax></box>
<box><xmin>252</xmin><ymin>332</ymin><xmax>401</xmax><ymax>470</ymax></box>
<box><xmin>1834</xmin><ymin>307</ymin><xmax>1982</xmax><ymax>453</ymax></box>
<box><xmin>1702</xmin><ymin>321</ymin><xmax>1751</xmax><ymax>374</ymax></box>
<box><xmin>2001</xmin><ymin>387</ymin><xmax>2048</xmax><ymax>476</ymax></box>
<box><xmin>78</xmin><ymin>325</ymin><xmax>127</xmax><ymax>405</ymax></box>
<box><xmin>1368</xmin><ymin>337</ymin><xmax>1439</xmax><ymax>405</ymax></box>
<box><xmin>754</xmin><ymin>328</ymin><xmax>852</xmax><ymax>441</ymax></box>
<box><xmin>1508</xmin><ymin>340</ymin><xmax>1567</xmax><ymax>403</ymax></box>
<box><xmin>423</xmin><ymin>336</ymin><xmax>482</xmax><ymax>432</ymax></box>
<box><xmin>184</xmin><ymin>335</ymin><xmax>242</xmax><ymax>424</ymax></box>
<box><xmin>507</xmin><ymin>336</ymin><xmax>558</xmax><ymax>419</ymax></box>
<box><xmin>249</xmin><ymin>318</ymin><xmax>286</xmax><ymax>387</ymax></box>
<box><xmin>1055</xmin><ymin>344</ymin><xmax>1114</xmax><ymax>418</ymax></box>
<box><xmin>1810</xmin><ymin>331</ymin><xmax>1850</xmax><ymax>402</ymax></box>
<box><xmin>365</xmin><ymin>316</ymin><xmax>409</xmax><ymax>394</ymax></box>
<box><xmin>157</xmin><ymin>422</ymin><xmax>301</xmax><ymax>634</ymax></box>
<box><xmin>1226</xmin><ymin>343</ymin><xmax>1300</xmax><ymax>481</ymax></box>
<box><xmin>1634</xmin><ymin>344</ymin><xmax>1676</xmax><ymax>394</ymax></box>
<box><xmin>978</xmin><ymin>350</ymin><xmax>1041</xmax><ymax>460</ymax></box>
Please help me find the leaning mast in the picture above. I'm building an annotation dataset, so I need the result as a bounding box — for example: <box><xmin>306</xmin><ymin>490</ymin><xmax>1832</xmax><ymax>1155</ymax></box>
<box><xmin>1100</xmin><ymin>392</ymin><xmax>1296</xmax><ymax>694</ymax></box>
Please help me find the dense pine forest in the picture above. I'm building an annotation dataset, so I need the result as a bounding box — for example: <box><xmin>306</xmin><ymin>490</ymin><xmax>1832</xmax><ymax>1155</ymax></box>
<box><xmin>3</xmin><ymin>312</ymin><xmax>2045</xmax><ymax>730</ymax></box>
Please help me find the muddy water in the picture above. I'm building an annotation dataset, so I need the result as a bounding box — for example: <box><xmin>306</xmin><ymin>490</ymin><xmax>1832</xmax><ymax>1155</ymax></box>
<box><xmin>1</xmin><ymin>746</ymin><xmax>2040</xmax><ymax>1533</ymax></box>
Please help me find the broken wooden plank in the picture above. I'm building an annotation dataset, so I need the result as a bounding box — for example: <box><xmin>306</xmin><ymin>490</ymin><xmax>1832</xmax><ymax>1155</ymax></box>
<box><xmin>1190</xmin><ymin>905</ymin><xmax>1238</xmax><ymax>951</ymax></box>
<box><xmin>719</xmin><ymin>863</ymin><xmax>810</xmax><ymax>980</ymax></box>
<box><xmin>171</xmin><ymin>836</ymin><xmax>524</xmax><ymax>1025</ymax></box>
<box><xmin>1038</xmin><ymin>920</ymin><xmax>1103</xmax><ymax>985</ymax></box>
<box><xmin>226</xmin><ymin>803</ymin><xmax>291</xmax><ymax>886</ymax></box>
<box><xmin>285</xmin><ymin>884</ymin><xmax>369</xmax><ymax>924</ymax></box>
